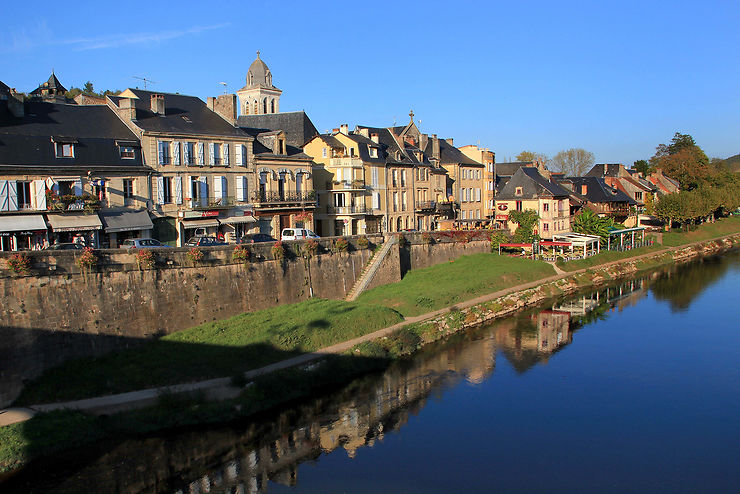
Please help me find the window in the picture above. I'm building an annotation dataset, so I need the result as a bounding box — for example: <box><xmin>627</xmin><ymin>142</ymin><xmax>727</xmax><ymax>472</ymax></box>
<box><xmin>123</xmin><ymin>179</ymin><xmax>134</xmax><ymax>200</ymax></box>
<box><xmin>120</xmin><ymin>146</ymin><xmax>135</xmax><ymax>159</ymax></box>
<box><xmin>516</xmin><ymin>200</ymin><xmax>523</xmax><ymax>211</ymax></box>
<box><xmin>543</xmin><ymin>223</ymin><xmax>549</xmax><ymax>232</ymax></box>
<box><xmin>401</xmin><ymin>170</ymin><xmax>406</xmax><ymax>187</ymax></box>
<box><xmin>515</xmin><ymin>186</ymin><xmax>523</xmax><ymax>196</ymax></box>
<box><xmin>158</xmin><ymin>141</ymin><xmax>171</xmax><ymax>165</ymax></box>
<box><xmin>162</xmin><ymin>177</ymin><xmax>173</xmax><ymax>204</ymax></box>
<box><xmin>322</xmin><ymin>147</ymin><xmax>327</xmax><ymax>158</ymax></box>
<box><xmin>543</xmin><ymin>203</ymin><xmax>549</xmax><ymax>212</ymax></box>
<box><xmin>184</xmin><ymin>142</ymin><xmax>196</xmax><ymax>165</ymax></box>
<box><xmin>17</xmin><ymin>181</ymin><xmax>31</xmax><ymax>209</ymax></box>
<box><xmin>213</xmin><ymin>143</ymin><xmax>222</xmax><ymax>165</ymax></box>
<box><xmin>349</xmin><ymin>147</ymin><xmax>356</xmax><ymax>157</ymax></box>
<box><xmin>371</xmin><ymin>167</ymin><xmax>378</xmax><ymax>187</ymax></box>
<box><xmin>393</xmin><ymin>192</ymin><xmax>398</xmax><ymax>212</ymax></box>
<box><xmin>93</xmin><ymin>180</ymin><xmax>106</xmax><ymax>202</ymax></box>
<box><xmin>369</xmin><ymin>146</ymin><xmax>378</xmax><ymax>158</ymax></box>
<box><xmin>636</xmin><ymin>191</ymin><xmax>643</xmax><ymax>200</ymax></box>
<box><xmin>333</xmin><ymin>193</ymin><xmax>345</xmax><ymax>207</ymax></box>
<box><xmin>392</xmin><ymin>170</ymin><xmax>398</xmax><ymax>187</ymax></box>
<box><xmin>402</xmin><ymin>191</ymin><xmax>407</xmax><ymax>211</ymax></box>
<box><xmin>55</xmin><ymin>143</ymin><xmax>74</xmax><ymax>158</ymax></box>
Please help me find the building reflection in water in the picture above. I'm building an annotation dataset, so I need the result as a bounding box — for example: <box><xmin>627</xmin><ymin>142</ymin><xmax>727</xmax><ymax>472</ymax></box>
<box><xmin>4</xmin><ymin>279</ymin><xmax>650</xmax><ymax>494</ymax></box>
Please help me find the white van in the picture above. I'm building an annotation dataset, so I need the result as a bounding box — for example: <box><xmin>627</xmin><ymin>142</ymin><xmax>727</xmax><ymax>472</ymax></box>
<box><xmin>281</xmin><ymin>228</ymin><xmax>320</xmax><ymax>241</ymax></box>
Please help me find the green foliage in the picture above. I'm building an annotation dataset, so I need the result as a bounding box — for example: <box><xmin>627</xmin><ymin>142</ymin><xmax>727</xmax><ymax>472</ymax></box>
<box><xmin>571</xmin><ymin>209</ymin><xmax>620</xmax><ymax>244</ymax></box>
<box><xmin>357</xmin><ymin>236</ymin><xmax>370</xmax><ymax>249</ymax></box>
<box><xmin>301</xmin><ymin>239</ymin><xmax>318</xmax><ymax>258</ymax></box>
<box><xmin>333</xmin><ymin>237</ymin><xmax>349</xmax><ymax>253</ymax></box>
<box><xmin>650</xmin><ymin>132</ymin><xmax>711</xmax><ymax>190</ymax></box>
<box><xmin>633</xmin><ymin>159</ymin><xmax>651</xmax><ymax>175</ymax></box>
<box><xmin>271</xmin><ymin>241</ymin><xmax>285</xmax><ymax>260</ymax></box>
<box><xmin>516</xmin><ymin>151</ymin><xmax>548</xmax><ymax>163</ymax></box>
<box><xmin>654</xmin><ymin>179</ymin><xmax>740</xmax><ymax>227</ymax></box>
<box><xmin>232</xmin><ymin>245</ymin><xmax>250</xmax><ymax>264</ymax></box>
<box><xmin>135</xmin><ymin>249</ymin><xmax>155</xmax><ymax>270</ymax></box>
<box><xmin>508</xmin><ymin>209</ymin><xmax>540</xmax><ymax>243</ymax></box>
<box><xmin>490</xmin><ymin>230</ymin><xmax>512</xmax><ymax>250</ymax></box>
<box><xmin>6</xmin><ymin>253</ymin><xmax>31</xmax><ymax>275</ymax></box>
<box><xmin>186</xmin><ymin>247</ymin><xmax>204</xmax><ymax>265</ymax></box>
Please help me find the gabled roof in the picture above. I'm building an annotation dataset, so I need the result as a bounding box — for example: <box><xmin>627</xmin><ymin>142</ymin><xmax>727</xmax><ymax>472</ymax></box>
<box><xmin>0</xmin><ymin>101</ymin><xmax>145</xmax><ymax>169</ymax></box>
<box><xmin>356</xmin><ymin>125</ymin><xmax>416</xmax><ymax>165</ymax></box>
<box><xmin>586</xmin><ymin>163</ymin><xmax>625</xmax><ymax>178</ymax></box>
<box><xmin>435</xmin><ymin>139</ymin><xmax>482</xmax><ymax>166</ymax></box>
<box><xmin>237</xmin><ymin>111</ymin><xmax>318</xmax><ymax>147</ymax></box>
<box><xmin>239</xmin><ymin>127</ymin><xmax>310</xmax><ymax>160</ymax></box>
<box><xmin>556</xmin><ymin>176</ymin><xmax>636</xmax><ymax>205</ymax></box>
<box><xmin>495</xmin><ymin>161</ymin><xmax>536</xmax><ymax>177</ymax></box>
<box><xmin>30</xmin><ymin>72</ymin><xmax>67</xmax><ymax>96</ymax></box>
<box><xmin>497</xmin><ymin>167</ymin><xmax>570</xmax><ymax>200</ymax></box>
<box><xmin>109</xmin><ymin>89</ymin><xmax>247</xmax><ymax>138</ymax></box>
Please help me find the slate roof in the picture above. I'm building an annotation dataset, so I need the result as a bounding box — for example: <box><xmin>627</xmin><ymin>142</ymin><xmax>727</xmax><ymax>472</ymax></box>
<box><xmin>237</xmin><ymin>111</ymin><xmax>318</xmax><ymax>147</ymax></box>
<box><xmin>110</xmin><ymin>89</ymin><xmax>247</xmax><ymax>138</ymax></box>
<box><xmin>0</xmin><ymin>101</ymin><xmax>145</xmax><ymax>169</ymax></box>
<box><xmin>0</xmin><ymin>81</ymin><xmax>10</xmax><ymax>98</ymax></box>
<box><xmin>239</xmin><ymin>127</ymin><xmax>311</xmax><ymax>161</ymax></box>
<box><xmin>435</xmin><ymin>139</ymin><xmax>482</xmax><ymax>166</ymax></box>
<box><xmin>495</xmin><ymin>162</ymin><xmax>535</xmax><ymax>177</ymax></box>
<box><xmin>30</xmin><ymin>73</ymin><xmax>67</xmax><ymax>96</ymax></box>
<box><xmin>345</xmin><ymin>133</ymin><xmax>386</xmax><ymax>164</ymax></box>
<box><xmin>586</xmin><ymin>163</ymin><xmax>623</xmax><ymax>178</ymax></box>
<box><xmin>555</xmin><ymin>176</ymin><xmax>636</xmax><ymax>205</ymax></box>
<box><xmin>496</xmin><ymin>167</ymin><xmax>570</xmax><ymax>200</ymax></box>
<box><xmin>356</xmin><ymin>125</ymin><xmax>417</xmax><ymax>165</ymax></box>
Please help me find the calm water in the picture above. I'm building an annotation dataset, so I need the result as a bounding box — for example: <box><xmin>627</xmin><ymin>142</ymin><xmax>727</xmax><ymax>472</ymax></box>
<box><xmin>4</xmin><ymin>251</ymin><xmax>740</xmax><ymax>493</ymax></box>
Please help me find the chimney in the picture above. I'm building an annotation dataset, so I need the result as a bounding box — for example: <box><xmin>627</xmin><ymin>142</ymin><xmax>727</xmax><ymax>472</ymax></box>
<box><xmin>118</xmin><ymin>97</ymin><xmax>137</xmax><ymax>121</ymax></box>
<box><xmin>340</xmin><ymin>123</ymin><xmax>349</xmax><ymax>134</ymax></box>
<box><xmin>445</xmin><ymin>137</ymin><xmax>454</xmax><ymax>146</ymax></box>
<box><xmin>7</xmin><ymin>92</ymin><xmax>24</xmax><ymax>118</ymax></box>
<box><xmin>358</xmin><ymin>127</ymin><xmax>369</xmax><ymax>138</ymax></box>
<box><xmin>419</xmin><ymin>133</ymin><xmax>428</xmax><ymax>152</ymax></box>
<box><xmin>332</xmin><ymin>128</ymin><xmax>340</xmax><ymax>134</ymax></box>
<box><xmin>150</xmin><ymin>94</ymin><xmax>165</xmax><ymax>115</ymax></box>
<box><xmin>371</xmin><ymin>133</ymin><xmax>379</xmax><ymax>144</ymax></box>
<box><xmin>432</xmin><ymin>134</ymin><xmax>440</xmax><ymax>159</ymax></box>
<box><xmin>208</xmin><ymin>94</ymin><xmax>237</xmax><ymax>125</ymax></box>
<box><xmin>581</xmin><ymin>184</ymin><xmax>588</xmax><ymax>195</ymax></box>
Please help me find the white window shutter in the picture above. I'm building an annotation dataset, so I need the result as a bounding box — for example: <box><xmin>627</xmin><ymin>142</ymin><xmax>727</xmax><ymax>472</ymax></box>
<box><xmin>214</xmin><ymin>175</ymin><xmax>223</xmax><ymax>200</ymax></box>
<box><xmin>197</xmin><ymin>142</ymin><xmax>205</xmax><ymax>166</ymax></box>
<box><xmin>0</xmin><ymin>181</ymin><xmax>8</xmax><ymax>211</ymax></box>
<box><xmin>373</xmin><ymin>192</ymin><xmax>380</xmax><ymax>209</ymax></box>
<box><xmin>235</xmin><ymin>144</ymin><xmax>243</xmax><ymax>166</ymax></box>
<box><xmin>223</xmin><ymin>143</ymin><xmax>229</xmax><ymax>166</ymax></box>
<box><xmin>199</xmin><ymin>176</ymin><xmax>208</xmax><ymax>200</ymax></box>
<box><xmin>183</xmin><ymin>143</ymin><xmax>190</xmax><ymax>165</ymax></box>
<box><xmin>156</xmin><ymin>176</ymin><xmax>165</xmax><ymax>205</ymax></box>
<box><xmin>173</xmin><ymin>142</ymin><xmax>181</xmax><ymax>166</ymax></box>
<box><xmin>34</xmin><ymin>180</ymin><xmax>47</xmax><ymax>210</ymax></box>
<box><xmin>208</xmin><ymin>143</ymin><xmax>215</xmax><ymax>166</ymax></box>
<box><xmin>73</xmin><ymin>179</ymin><xmax>83</xmax><ymax>196</ymax></box>
<box><xmin>236</xmin><ymin>175</ymin><xmax>244</xmax><ymax>201</ymax></box>
<box><xmin>175</xmin><ymin>176</ymin><xmax>183</xmax><ymax>204</ymax></box>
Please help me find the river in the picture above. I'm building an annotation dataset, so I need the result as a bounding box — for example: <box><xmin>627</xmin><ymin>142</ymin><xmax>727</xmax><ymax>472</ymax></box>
<box><xmin>4</xmin><ymin>250</ymin><xmax>740</xmax><ymax>493</ymax></box>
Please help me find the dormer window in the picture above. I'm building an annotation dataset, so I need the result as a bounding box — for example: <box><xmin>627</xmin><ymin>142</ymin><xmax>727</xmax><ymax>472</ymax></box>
<box><xmin>120</xmin><ymin>146</ymin><xmax>135</xmax><ymax>159</ymax></box>
<box><xmin>56</xmin><ymin>143</ymin><xmax>74</xmax><ymax>158</ymax></box>
<box><xmin>515</xmin><ymin>186</ymin><xmax>523</xmax><ymax>196</ymax></box>
<box><xmin>369</xmin><ymin>146</ymin><xmax>378</xmax><ymax>158</ymax></box>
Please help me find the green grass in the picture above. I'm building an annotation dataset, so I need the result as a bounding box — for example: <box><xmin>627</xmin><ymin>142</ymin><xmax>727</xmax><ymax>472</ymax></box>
<box><xmin>556</xmin><ymin>245</ymin><xmax>664</xmax><ymax>272</ymax></box>
<box><xmin>15</xmin><ymin>299</ymin><xmax>403</xmax><ymax>405</ymax></box>
<box><xmin>661</xmin><ymin>216</ymin><xmax>740</xmax><ymax>246</ymax></box>
<box><xmin>356</xmin><ymin>253</ymin><xmax>556</xmax><ymax>317</ymax></box>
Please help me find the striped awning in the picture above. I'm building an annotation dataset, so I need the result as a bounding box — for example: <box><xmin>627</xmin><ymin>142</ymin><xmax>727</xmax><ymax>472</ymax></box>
<box><xmin>181</xmin><ymin>218</ymin><xmax>220</xmax><ymax>229</ymax></box>
<box><xmin>47</xmin><ymin>213</ymin><xmax>102</xmax><ymax>232</ymax></box>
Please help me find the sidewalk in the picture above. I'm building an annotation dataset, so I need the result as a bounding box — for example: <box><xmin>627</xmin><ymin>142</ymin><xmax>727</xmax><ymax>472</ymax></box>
<box><xmin>2</xmin><ymin>235</ymin><xmax>736</xmax><ymax>427</ymax></box>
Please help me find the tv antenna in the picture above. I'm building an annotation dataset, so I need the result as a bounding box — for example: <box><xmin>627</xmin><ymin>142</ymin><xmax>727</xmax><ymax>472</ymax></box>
<box><xmin>132</xmin><ymin>76</ymin><xmax>157</xmax><ymax>90</ymax></box>
<box><xmin>219</xmin><ymin>82</ymin><xmax>228</xmax><ymax>94</ymax></box>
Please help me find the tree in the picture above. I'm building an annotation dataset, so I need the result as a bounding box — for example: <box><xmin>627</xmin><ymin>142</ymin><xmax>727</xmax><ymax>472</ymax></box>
<box><xmin>649</xmin><ymin>132</ymin><xmax>710</xmax><ymax>189</ymax></box>
<box><xmin>516</xmin><ymin>151</ymin><xmax>548</xmax><ymax>163</ymax></box>
<box><xmin>83</xmin><ymin>81</ymin><xmax>95</xmax><ymax>94</ymax></box>
<box><xmin>632</xmin><ymin>159</ymin><xmax>651</xmax><ymax>175</ymax></box>
<box><xmin>508</xmin><ymin>210</ymin><xmax>540</xmax><ymax>243</ymax></box>
<box><xmin>550</xmin><ymin>148</ymin><xmax>594</xmax><ymax>176</ymax></box>
<box><xmin>571</xmin><ymin>209</ymin><xmax>620</xmax><ymax>245</ymax></box>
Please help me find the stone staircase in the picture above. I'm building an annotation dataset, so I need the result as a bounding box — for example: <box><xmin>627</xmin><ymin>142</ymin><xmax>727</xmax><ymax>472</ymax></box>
<box><xmin>345</xmin><ymin>236</ymin><xmax>397</xmax><ymax>302</ymax></box>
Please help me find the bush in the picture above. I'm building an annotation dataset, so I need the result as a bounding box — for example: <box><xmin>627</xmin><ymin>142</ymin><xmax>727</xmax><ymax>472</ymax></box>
<box><xmin>232</xmin><ymin>245</ymin><xmax>250</xmax><ymax>264</ymax></box>
<box><xmin>7</xmin><ymin>253</ymin><xmax>31</xmax><ymax>275</ymax></box>
<box><xmin>386</xmin><ymin>328</ymin><xmax>422</xmax><ymax>356</ymax></box>
<box><xmin>357</xmin><ymin>236</ymin><xmax>370</xmax><ymax>249</ymax></box>
<box><xmin>75</xmin><ymin>247</ymin><xmax>98</xmax><ymax>271</ymax></box>
<box><xmin>271</xmin><ymin>241</ymin><xmax>285</xmax><ymax>260</ymax></box>
<box><xmin>135</xmin><ymin>249</ymin><xmax>155</xmax><ymax>270</ymax></box>
<box><xmin>490</xmin><ymin>230</ymin><xmax>511</xmax><ymax>251</ymax></box>
<box><xmin>333</xmin><ymin>237</ymin><xmax>349</xmax><ymax>253</ymax></box>
<box><xmin>302</xmin><ymin>239</ymin><xmax>318</xmax><ymax>259</ymax></box>
<box><xmin>187</xmin><ymin>247</ymin><xmax>204</xmax><ymax>265</ymax></box>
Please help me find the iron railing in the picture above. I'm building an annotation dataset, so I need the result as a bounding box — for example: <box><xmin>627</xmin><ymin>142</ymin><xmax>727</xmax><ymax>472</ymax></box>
<box><xmin>327</xmin><ymin>205</ymin><xmax>370</xmax><ymax>215</ymax></box>
<box><xmin>250</xmin><ymin>190</ymin><xmax>316</xmax><ymax>204</ymax></box>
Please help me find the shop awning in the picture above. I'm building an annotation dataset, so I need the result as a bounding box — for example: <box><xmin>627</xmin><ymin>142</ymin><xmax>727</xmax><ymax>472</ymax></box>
<box><xmin>181</xmin><ymin>218</ymin><xmax>220</xmax><ymax>229</ymax></box>
<box><xmin>0</xmin><ymin>214</ymin><xmax>47</xmax><ymax>233</ymax></box>
<box><xmin>220</xmin><ymin>216</ymin><xmax>256</xmax><ymax>225</ymax></box>
<box><xmin>47</xmin><ymin>213</ymin><xmax>103</xmax><ymax>232</ymax></box>
<box><xmin>100</xmin><ymin>210</ymin><xmax>154</xmax><ymax>233</ymax></box>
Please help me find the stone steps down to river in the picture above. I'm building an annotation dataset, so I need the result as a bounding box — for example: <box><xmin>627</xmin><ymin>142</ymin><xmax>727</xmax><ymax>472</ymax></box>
<box><xmin>345</xmin><ymin>236</ymin><xmax>398</xmax><ymax>302</ymax></box>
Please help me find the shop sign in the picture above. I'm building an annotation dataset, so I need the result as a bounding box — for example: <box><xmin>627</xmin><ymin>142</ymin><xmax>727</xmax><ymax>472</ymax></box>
<box><xmin>183</xmin><ymin>210</ymin><xmax>220</xmax><ymax>219</ymax></box>
<box><xmin>495</xmin><ymin>214</ymin><xmax>508</xmax><ymax>220</ymax></box>
<box><xmin>201</xmin><ymin>210</ymin><xmax>219</xmax><ymax>217</ymax></box>
<box><xmin>0</xmin><ymin>230</ymin><xmax>45</xmax><ymax>236</ymax></box>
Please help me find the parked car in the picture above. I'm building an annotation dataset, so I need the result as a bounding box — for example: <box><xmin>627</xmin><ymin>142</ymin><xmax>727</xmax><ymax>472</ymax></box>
<box><xmin>237</xmin><ymin>233</ymin><xmax>276</xmax><ymax>244</ymax></box>
<box><xmin>185</xmin><ymin>236</ymin><xmax>227</xmax><ymax>247</ymax></box>
<box><xmin>45</xmin><ymin>243</ymin><xmax>84</xmax><ymax>250</ymax></box>
<box><xmin>281</xmin><ymin>228</ymin><xmax>320</xmax><ymax>241</ymax></box>
<box><xmin>121</xmin><ymin>238</ymin><xmax>166</xmax><ymax>249</ymax></box>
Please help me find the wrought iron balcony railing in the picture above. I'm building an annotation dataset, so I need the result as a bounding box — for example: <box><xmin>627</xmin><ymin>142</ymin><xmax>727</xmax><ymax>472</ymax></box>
<box><xmin>326</xmin><ymin>205</ymin><xmax>370</xmax><ymax>215</ymax></box>
<box><xmin>250</xmin><ymin>190</ymin><xmax>316</xmax><ymax>204</ymax></box>
<box><xmin>189</xmin><ymin>196</ymin><xmax>235</xmax><ymax>210</ymax></box>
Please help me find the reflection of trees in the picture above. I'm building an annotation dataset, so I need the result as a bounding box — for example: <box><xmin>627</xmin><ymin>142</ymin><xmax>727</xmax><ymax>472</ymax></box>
<box><xmin>650</xmin><ymin>254</ymin><xmax>737</xmax><ymax>311</ymax></box>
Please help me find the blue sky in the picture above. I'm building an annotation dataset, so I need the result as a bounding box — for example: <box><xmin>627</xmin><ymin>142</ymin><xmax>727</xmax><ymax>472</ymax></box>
<box><xmin>2</xmin><ymin>0</ymin><xmax>739</xmax><ymax>166</ymax></box>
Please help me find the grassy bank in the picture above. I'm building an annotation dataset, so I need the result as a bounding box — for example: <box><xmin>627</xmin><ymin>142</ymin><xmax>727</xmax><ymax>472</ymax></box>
<box><xmin>15</xmin><ymin>299</ymin><xmax>403</xmax><ymax>405</ymax></box>
<box><xmin>661</xmin><ymin>216</ymin><xmax>740</xmax><ymax>246</ymax></box>
<box><xmin>557</xmin><ymin>245</ymin><xmax>664</xmax><ymax>272</ymax></box>
<box><xmin>356</xmin><ymin>253</ymin><xmax>556</xmax><ymax>317</ymax></box>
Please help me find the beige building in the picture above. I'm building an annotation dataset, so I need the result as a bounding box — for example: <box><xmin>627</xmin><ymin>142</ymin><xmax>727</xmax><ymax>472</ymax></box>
<box><xmin>460</xmin><ymin>145</ymin><xmax>495</xmax><ymax>219</ymax></box>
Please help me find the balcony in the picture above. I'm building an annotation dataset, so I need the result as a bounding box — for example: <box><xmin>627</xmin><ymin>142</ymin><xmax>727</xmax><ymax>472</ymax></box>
<box><xmin>189</xmin><ymin>196</ymin><xmax>235</xmax><ymax>210</ymax></box>
<box><xmin>325</xmin><ymin>180</ymin><xmax>366</xmax><ymax>191</ymax></box>
<box><xmin>48</xmin><ymin>193</ymin><xmax>101</xmax><ymax>213</ymax></box>
<box><xmin>329</xmin><ymin>157</ymin><xmax>363</xmax><ymax>168</ymax></box>
<box><xmin>415</xmin><ymin>201</ymin><xmax>436</xmax><ymax>212</ymax></box>
<box><xmin>250</xmin><ymin>190</ymin><xmax>316</xmax><ymax>209</ymax></box>
<box><xmin>327</xmin><ymin>205</ymin><xmax>370</xmax><ymax>215</ymax></box>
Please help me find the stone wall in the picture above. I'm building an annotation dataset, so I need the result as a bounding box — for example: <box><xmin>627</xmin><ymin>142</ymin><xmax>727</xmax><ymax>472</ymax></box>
<box><xmin>0</xmin><ymin>234</ymin><xmax>487</xmax><ymax>406</ymax></box>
